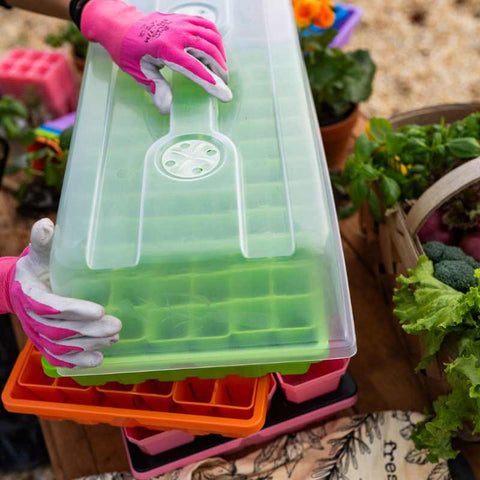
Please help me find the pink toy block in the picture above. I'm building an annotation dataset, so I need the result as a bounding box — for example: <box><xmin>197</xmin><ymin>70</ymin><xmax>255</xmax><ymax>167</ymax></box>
<box><xmin>0</xmin><ymin>49</ymin><xmax>78</xmax><ymax>117</ymax></box>
<box><xmin>276</xmin><ymin>359</ymin><xmax>350</xmax><ymax>403</ymax></box>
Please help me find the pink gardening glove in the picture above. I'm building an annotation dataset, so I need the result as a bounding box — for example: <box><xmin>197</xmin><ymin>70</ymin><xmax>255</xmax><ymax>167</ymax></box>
<box><xmin>0</xmin><ymin>219</ymin><xmax>122</xmax><ymax>368</ymax></box>
<box><xmin>80</xmin><ymin>0</ymin><xmax>233</xmax><ymax>114</ymax></box>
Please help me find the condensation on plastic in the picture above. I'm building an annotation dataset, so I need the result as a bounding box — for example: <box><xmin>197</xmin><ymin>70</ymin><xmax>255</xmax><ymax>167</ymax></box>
<box><xmin>50</xmin><ymin>0</ymin><xmax>356</xmax><ymax>378</ymax></box>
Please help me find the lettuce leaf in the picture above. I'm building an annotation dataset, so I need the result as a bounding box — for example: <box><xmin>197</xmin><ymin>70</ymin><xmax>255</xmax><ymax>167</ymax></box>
<box><xmin>393</xmin><ymin>257</ymin><xmax>480</xmax><ymax>461</ymax></box>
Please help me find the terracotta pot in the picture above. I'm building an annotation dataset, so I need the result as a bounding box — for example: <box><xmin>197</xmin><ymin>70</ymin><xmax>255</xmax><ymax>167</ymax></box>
<box><xmin>320</xmin><ymin>106</ymin><xmax>359</xmax><ymax>171</ymax></box>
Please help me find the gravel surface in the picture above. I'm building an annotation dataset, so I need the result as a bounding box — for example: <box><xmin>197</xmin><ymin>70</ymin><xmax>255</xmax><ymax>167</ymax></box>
<box><xmin>1</xmin><ymin>1</ymin><xmax>479</xmax><ymax>118</ymax></box>
<box><xmin>347</xmin><ymin>0</ymin><xmax>480</xmax><ymax>117</ymax></box>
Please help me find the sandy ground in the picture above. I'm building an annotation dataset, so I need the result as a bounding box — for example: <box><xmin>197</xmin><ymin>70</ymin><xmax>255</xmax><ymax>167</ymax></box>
<box><xmin>1</xmin><ymin>0</ymin><xmax>479</xmax><ymax>119</ymax></box>
<box><xmin>347</xmin><ymin>0</ymin><xmax>480</xmax><ymax>117</ymax></box>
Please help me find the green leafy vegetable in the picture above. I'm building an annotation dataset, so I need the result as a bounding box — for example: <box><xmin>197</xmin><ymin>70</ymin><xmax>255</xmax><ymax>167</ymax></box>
<box><xmin>394</xmin><ymin>258</ymin><xmax>480</xmax><ymax>462</ymax></box>
<box><xmin>337</xmin><ymin>112</ymin><xmax>480</xmax><ymax>222</ymax></box>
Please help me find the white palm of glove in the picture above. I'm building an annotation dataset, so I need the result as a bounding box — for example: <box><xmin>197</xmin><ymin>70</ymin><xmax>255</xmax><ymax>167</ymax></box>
<box><xmin>9</xmin><ymin>219</ymin><xmax>122</xmax><ymax>368</ymax></box>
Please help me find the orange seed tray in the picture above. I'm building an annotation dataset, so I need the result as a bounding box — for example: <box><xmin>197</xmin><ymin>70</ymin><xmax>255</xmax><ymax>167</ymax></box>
<box><xmin>2</xmin><ymin>343</ymin><xmax>271</xmax><ymax>437</ymax></box>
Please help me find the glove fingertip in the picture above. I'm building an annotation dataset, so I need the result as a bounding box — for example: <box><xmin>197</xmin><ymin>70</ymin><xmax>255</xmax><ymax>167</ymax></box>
<box><xmin>152</xmin><ymin>90</ymin><xmax>172</xmax><ymax>115</ymax></box>
<box><xmin>31</xmin><ymin>219</ymin><xmax>55</xmax><ymax>246</ymax></box>
<box><xmin>78</xmin><ymin>351</ymin><xmax>103</xmax><ymax>368</ymax></box>
<box><xmin>103</xmin><ymin>315</ymin><xmax>123</xmax><ymax>334</ymax></box>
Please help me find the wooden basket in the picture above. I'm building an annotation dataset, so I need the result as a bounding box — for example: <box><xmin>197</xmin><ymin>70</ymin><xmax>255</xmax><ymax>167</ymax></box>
<box><xmin>359</xmin><ymin>103</ymin><xmax>480</xmax><ymax>400</ymax></box>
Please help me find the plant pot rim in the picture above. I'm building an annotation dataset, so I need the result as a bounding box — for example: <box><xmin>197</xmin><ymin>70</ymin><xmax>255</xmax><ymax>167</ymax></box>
<box><xmin>320</xmin><ymin>105</ymin><xmax>359</xmax><ymax>133</ymax></box>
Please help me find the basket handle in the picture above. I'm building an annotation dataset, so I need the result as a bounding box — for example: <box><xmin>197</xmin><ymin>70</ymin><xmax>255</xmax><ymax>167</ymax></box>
<box><xmin>406</xmin><ymin>157</ymin><xmax>480</xmax><ymax>235</ymax></box>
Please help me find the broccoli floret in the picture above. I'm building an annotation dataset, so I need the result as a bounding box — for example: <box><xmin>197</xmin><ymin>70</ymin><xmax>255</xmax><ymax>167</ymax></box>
<box><xmin>441</xmin><ymin>246</ymin><xmax>468</xmax><ymax>262</ymax></box>
<box><xmin>434</xmin><ymin>260</ymin><xmax>477</xmax><ymax>292</ymax></box>
<box><xmin>423</xmin><ymin>242</ymin><xmax>446</xmax><ymax>263</ymax></box>
<box><xmin>423</xmin><ymin>242</ymin><xmax>479</xmax><ymax>269</ymax></box>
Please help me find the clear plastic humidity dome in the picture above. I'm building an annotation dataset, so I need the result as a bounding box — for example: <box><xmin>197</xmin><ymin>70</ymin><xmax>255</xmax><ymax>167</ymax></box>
<box><xmin>51</xmin><ymin>0</ymin><xmax>356</xmax><ymax>377</ymax></box>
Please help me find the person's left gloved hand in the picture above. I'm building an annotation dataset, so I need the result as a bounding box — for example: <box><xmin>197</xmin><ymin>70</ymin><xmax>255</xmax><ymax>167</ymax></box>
<box><xmin>76</xmin><ymin>0</ymin><xmax>232</xmax><ymax>114</ymax></box>
<box><xmin>0</xmin><ymin>219</ymin><xmax>122</xmax><ymax>368</ymax></box>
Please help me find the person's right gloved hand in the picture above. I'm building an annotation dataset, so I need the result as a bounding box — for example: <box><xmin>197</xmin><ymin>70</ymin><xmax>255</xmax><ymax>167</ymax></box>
<box><xmin>74</xmin><ymin>0</ymin><xmax>232</xmax><ymax>114</ymax></box>
<box><xmin>0</xmin><ymin>219</ymin><xmax>122</xmax><ymax>368</ymax></box>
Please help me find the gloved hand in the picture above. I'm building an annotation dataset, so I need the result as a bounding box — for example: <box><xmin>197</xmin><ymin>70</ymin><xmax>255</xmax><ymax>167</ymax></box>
<box><xmin>0</xmin><ymin>219</ymin><xmax>121</xmax><ymax>368</ymax></box>
<box><xmin>78</xmin><ymin>0</ymin><xmax>232</xmax><ymax>114</ymax></box>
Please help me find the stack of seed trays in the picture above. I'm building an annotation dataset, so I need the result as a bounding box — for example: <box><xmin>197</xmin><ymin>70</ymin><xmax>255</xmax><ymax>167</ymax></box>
<box><xmin>2</xmin><ymin>0</ymin><xmax>358</xmax><ymax>444</ymax></box>
<box><xmin>3</xmin><ymin>344</ymin><xmax>353</xmax><ymax>443</ymax></box>
<box><xmin>122</xmin><ymin>361</ymin><xmax>356</xmax><ymax>479</ymax></box>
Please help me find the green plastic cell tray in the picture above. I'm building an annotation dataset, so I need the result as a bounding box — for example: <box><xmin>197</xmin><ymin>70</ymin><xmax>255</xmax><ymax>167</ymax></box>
<box><xmin>49</xmin><ymin>0</ymin><xmax>355</xmax><ymax>380</ymax></box>
<box><xmin>41</xmin><ymin>357</ymin><xmax>311</xmax><ymax>385</ymax></box>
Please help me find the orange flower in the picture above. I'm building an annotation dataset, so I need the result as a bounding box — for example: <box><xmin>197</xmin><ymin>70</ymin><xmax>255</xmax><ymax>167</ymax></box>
<box><xmin>294</xmin><ymin>0</ymin><xmax>321</xmax><ymax>28</ymax></box>
<box><xmin>313</xmin><ymin>5</ymin><xmax>335</xmax><ymax>28</ymax></box>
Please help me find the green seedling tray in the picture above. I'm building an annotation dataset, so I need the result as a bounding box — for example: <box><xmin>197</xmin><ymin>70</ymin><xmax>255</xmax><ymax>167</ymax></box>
<box><xmin>41</xmin><ymin>357</ymin><xmax>312</xmax><ymax>385</ymax></box>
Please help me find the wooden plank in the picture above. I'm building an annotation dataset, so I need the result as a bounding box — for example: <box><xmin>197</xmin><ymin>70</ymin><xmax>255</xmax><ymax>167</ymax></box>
<box><xmin>39</xmin><ymin>421</ymin><xmax>97</xmax><ymax>480</ymax></box>
<box><xmin>37</xmin><ymin>421</ymin><xmax>128</xmax><ymax>480</ymax></box>
<box><xmin>83</xmin><ymin>424</ymin><xmax>130</xmax><ymax>474</ymax></box>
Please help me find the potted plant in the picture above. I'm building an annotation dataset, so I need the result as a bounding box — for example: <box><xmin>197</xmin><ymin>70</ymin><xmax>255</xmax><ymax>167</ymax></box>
<box><xmin>300</xmin><ymin>29</ymin><xmax>376</xmax><ymax>170</ymax></box>
<box><xmin>45</xmin><ymin>22</ymin><xmax>88</xmax><ymax>73</ymax></box>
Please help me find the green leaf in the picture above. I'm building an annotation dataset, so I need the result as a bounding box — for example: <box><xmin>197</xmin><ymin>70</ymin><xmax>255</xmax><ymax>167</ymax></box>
<box><xmin>59</xmin><ymin>127</ymin><xmax>73</xmax><ymax>151</ymax></box>
<box><xmin>350</xmin><ymin>179</ymin><xmax>368</xmax><ymax>208</ymax></box>
<box><xmin>369</xmin><ymin>118</ymin><xmax>393</xmax><ymax>142</ymax></box>
<box><xmin>354</xmin><ymin>133</ymin><xmax>376</xmax><ymax>161</ymax></box>
<box><xmin>1</xmin><ymin>116</ymin><xmax>19</xmax><ymax>139</ymax></box>
<box><xmin>366</xmin><ymin>188</ymin><xmax>382</xmax><ymax>222</ymax></box>
<box><xmin>44</xmin><ymin>162</ymin><xmax>60</xmax><ymax>187</ymax></box>
<box><xmin>410</xmin><ymin>164</ymin><xmax>426</xmax><ymax>173</ymax></box>
<box><xmin>393</xmin><ymin>256</ymin><xmax>465</xmax><ymax>335</ymax></box>
<box><xmin>446</xmin><ymin>355</ymin><xmax>480</xmax><ymax>398</ymax></box>
<box><xmin>360</xmin><ymin>163</ymin><xmax>380</xmax><ymax>181</ymax></box>
<box><xmin>361</xmin><ymin>164</ymin><xmax>379</xmax><ymax>181</ymax></box>
<box><xmin>301</xmin><ymin>29</ymin><xmax>337</xmax><ymax>52</ymax></box>
<box><xmin>446</xmin><ymin>137</ymin><xmax>480</xmax><ymax>159</ymax></box>
<box><xmin>18</xmin><ymin>128</ymin><xmax>36</xmax><ymax>146</ymax></box>
<box><xmin>344</xmin><ymin>50</ymin><xmax>376</xmax><ymax>104</ymax></box>
<box><xmin>404</xmin><ymin>137</ymin><xmax>429</xmax><ymax>154</ymax></box>
<box><xmin>385</xmin><ymin>132</ymin><xmax>407</xmax><ymax>156</ymax></box>
<box><xmin>380</xmin><ymin>175</ymin><xmax>401</xmax><ymax>207</ymax></box>
<box><xmin>341</xmin><ymin>156</ymin><xmax>358</xmax><ymax>182</ymax></box>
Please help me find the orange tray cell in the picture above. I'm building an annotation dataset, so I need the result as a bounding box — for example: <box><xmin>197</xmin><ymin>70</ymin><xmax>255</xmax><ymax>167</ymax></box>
<box><xmin>2</xmin><ymin>343</ymin><xmax>270</xmax><ymax>437</ymax></box>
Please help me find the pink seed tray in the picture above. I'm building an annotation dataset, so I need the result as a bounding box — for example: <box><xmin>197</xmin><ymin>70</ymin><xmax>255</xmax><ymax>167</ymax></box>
<box><xmin>123</xmin><ymin>373</ymin><xmax>357</xmax><ymax>479</ymax></box>
<box><xmin>125</xmin><ymin>375</ymin><xmax>277</xmax><ymax>456</ymax></box>
<box><xmin>276</xmin><ymin>359</ymin><xmax>349</xmax><ymax>403</ymax></box>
